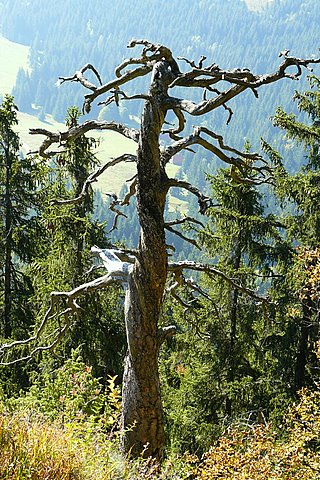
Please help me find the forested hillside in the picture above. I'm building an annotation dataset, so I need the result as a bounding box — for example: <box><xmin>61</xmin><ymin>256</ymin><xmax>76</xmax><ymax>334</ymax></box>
<box><xmin>2</xmin><ymin>0</ymin><xmax>319</xmax><ymax>151</ymax></box>
<box><xmin>0</xmin><ymin>1</ymin><xmax>320</xmax><ymax>478</ymax></box>
<box><xmin>3</xmin><ymin>0</ymin><xmax>318</xmax><ymax>247</ymax></box>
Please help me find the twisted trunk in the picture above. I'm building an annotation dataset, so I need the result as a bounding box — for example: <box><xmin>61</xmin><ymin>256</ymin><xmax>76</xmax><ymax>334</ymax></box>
<box><xmin>121</xmin><ymin>64</ymin><xmax>170</xmax><ymax>461</ymax></box>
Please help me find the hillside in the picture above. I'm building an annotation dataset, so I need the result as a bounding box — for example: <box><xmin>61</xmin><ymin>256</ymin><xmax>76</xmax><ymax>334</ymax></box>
<box><xmin>1</xmin><ymin>0</ymin><xmax>319</xmax><ymax>232</ymax></box>
<box><xmin>2</xmin><ymin>0</ymin><xmax>319</xmax><ymax>161</ymax></box>
<box><xmin>0</xmin><ymin>36</ymin><xmax>137</xmax><ymax>195</ymax></box>
<box><xmin>243</xmin><ymin>0</ymin><xmax>274</xmax><ymax>11</ymax></box>
<box><xmin>0</xmin><ymin>36</ymin><xmax>29</xmax><ymax>96</ymax></box>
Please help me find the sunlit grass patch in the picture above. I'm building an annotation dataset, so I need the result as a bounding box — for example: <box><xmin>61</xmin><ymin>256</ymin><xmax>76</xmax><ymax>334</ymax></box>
<box><xmin>0</xmin><ymin>36</ymin><xmax>30</xmax><ymax>96</ymax></box>
<box><xmin>0</xmin><ymin>409</ymin><xmax>83</xmax><ymax>479</ymax></box>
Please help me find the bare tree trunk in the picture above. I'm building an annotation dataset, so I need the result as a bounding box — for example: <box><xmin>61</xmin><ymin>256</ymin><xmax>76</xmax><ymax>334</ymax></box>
<box><xmin>121</xmin><ymin>73</ymin><xmax>169</xmax><ymax>461</ymax></box>
<box><xmin>122</xmin><ymin>269</ymin><xmax>165</xmax><ymax>460</ymax></box>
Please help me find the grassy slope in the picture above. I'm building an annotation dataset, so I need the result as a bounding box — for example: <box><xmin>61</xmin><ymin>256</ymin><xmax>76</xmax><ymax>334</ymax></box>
<box><xmin>0</xmin><ymin>36</ymin><xmax>30</xmax><ymax>96</ymax></box>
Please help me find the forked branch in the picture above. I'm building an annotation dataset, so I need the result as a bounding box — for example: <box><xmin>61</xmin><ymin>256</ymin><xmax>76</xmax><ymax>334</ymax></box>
<box><xmin>168</xmin><ymin>260</ymin><xmax>270</xmax><ymax>303</ymax></box>
<box><xmin>60</xmin><ymin>40</ymin><xmax>180</xmax><ymax>113</ymax></box>
<box><xmin>167</xmin><ymin>54</ymin><xmax>320</xmax><ymax>116</ymax></box>
<box><xmin>165</xmin><ymin>224</ymin><xmax>201</xmax><ymax>249</ymax></box>
<box><xmin>167</xmin><ymin>177</ymin><xmax>216</xmax><ymax>214</ymax></box>
<box><xmin>163</xmin><ymin>126</ymin><xmax>257</xmax><ymax>165</ymax></box>
<box><xmin>30</xmin><ymin>120</ymin><xmax>139</xmax><ymax>158</ymax></box>
<box><xmin>105</xmin><ymin>175</ymin><xmax>138</xmax><ymax>232</ymax></box>
<box><xmin>163</xmin><ymin>125</ymin><xmax>272</xmax><ymax>184</ymax></box>
<box><xmin>162</xmin><ymin>108</ymin><xmax>186</xmax><ymax>140</ymax></box>
<box><xmin>165</xmin><ymin>216</ymin><xmax>205</xmax><ymax>249</ymax></box>
<box><xmin>51</xmin><ymin>154</ymin><xmax>137</xmax><ymax>206</ymax></box>
<box><xmin>58</xmin><ymin>63</ymin><xmax>103</xmax><ymax>91</ymax></box>
<box><xmin>0</xmin><ymin>274</ymin><xmax>116</xmax><ymax>365</ymax></box>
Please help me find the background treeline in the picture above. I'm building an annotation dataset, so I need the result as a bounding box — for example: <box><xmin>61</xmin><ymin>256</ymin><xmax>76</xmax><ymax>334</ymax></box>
<box><xmin>1</xmin><ymin>76</ymin><xmax>320</xmax><ymax>477</ymax></box>
<box><xmin>2</xmin><ymin>0</ymin><xmax>319</xmax><ymax>249</ymax></box>
<box><xmin>2</xmin><ymin>0</ymin><xmax>319</xmax><ymax>151</ymax></box>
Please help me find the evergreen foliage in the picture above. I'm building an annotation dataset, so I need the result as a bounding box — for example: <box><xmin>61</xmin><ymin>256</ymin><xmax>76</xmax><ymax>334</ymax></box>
<box><xmin>26</xmin><ymin>108</ymin><xmax>126</xmax><ymax>381</ymax></box>
<box><xmin>0</xmin><ymin>95</ymin><xmax>43</xmax><ymax>340</ymax></box>
<box><xmin>161</xmin><ymin>165</ymin><xmax>288</xmax><ymax>453</ymax></box>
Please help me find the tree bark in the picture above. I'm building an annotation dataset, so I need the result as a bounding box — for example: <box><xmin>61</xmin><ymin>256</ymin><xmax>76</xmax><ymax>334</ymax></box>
<box><xmin>120</xmin><ymin>63</ymin><xmax>170</xmax><ymax>461</ymax></box>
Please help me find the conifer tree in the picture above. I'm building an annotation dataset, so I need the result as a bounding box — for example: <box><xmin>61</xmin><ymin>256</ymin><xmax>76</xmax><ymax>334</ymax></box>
<box><xmin>202</xmin><ymin>166</ymin><xmax>284</xmax><ymax>416</ymax></box>
<box><xmin>0</xmin><ymin>96</ymin><xmax>42</xmax><ymax>340</ymax></box>
<box><xmin>271</xmin><ymin>76</ymin><xmax>320</xmax><ymax>392</ymax></box>
<box><xmin>29</xmin><ymin>107</ymin><xmax>125</xmax><ymax>376</ymax></box>
<box><xmin>160</xmin><ymin>165</ymin><xmax>286</xmax><ymax>453</ymax></box>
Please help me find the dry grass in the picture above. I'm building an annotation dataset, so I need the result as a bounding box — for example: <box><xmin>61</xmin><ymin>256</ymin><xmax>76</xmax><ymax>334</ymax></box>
<box><xmin>0</xmin><ymin>406</ymin><xmax>194</xmax><ymax>479</ymax></box>
<box><xmin>0</xmin><ymin>409</ymin><xmax>83</xmax><ymax>479</ymax></box>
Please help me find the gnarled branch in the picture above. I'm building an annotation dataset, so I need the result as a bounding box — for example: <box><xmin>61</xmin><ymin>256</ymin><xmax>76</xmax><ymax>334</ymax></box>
<box><xmin>98</xmin><ymin>89</ymin><xmax>150</xmax><ymax>108</ymax></box>
<box><xmin>168</xmin><ymin>260</ymin><xmax>270</xmax><ymax>303</ymax></box>
<box><xmin>52</xmin><ymin>154</ymin><xmax>137</xmax><ymax>206</ymax></box>
<box><xmin>161</xmin><ymin>108</ymin><xmax>186</xmax><ymax>140</ymax></box>
<box><xmin>162</xmin><ymin>126</ymin><xmax>253</xmax><ymax>165</ymax></box>
<box><xmin>165</xmin><ymin>216</ymin><xmax>205</xmax><ymax>228</ymax></box>
<box><xmin>164</xmin><ymin>216</ymin><xmax>205</xmax><ymax>249</ymax></box>
<box><xmin>0</xmin><ymin>274</ymin><xmax>116</xmax><ymax>365</ymax></box>
<box><xmin>105</xmin><ymin>175</ymin><xmax>138</xmax><ymax>232</ymax></box>
<box><xmin>30</xmin><ymin>120</ymin><xmax>139</xmax><ymax>158</ymax></box>
<box><xmin>166</xmin><ymin>270</ymin><xmax>213</xmax><ymax>338</ymax></box>
<box><xmin>167</xmin><ymin>54</ymin><xmax>320</xmax><ymax>116</ymax></box>
<box><xmin>58</xmin><ymin>63</ymin><xmax>103</xmax><ymax>91</ymax></box>
<box><xmin>61</xmin><ymin>40</ymin><xmax>180</xmax><ymax>113</ymax></box>
<box><xmin>167</xmin><ymin>177</ymin><xmax>216</xmax><ymax>214</ymax></box>
<box><xmin>165</xmin><ymin>224</ymin><xmax>201</xmax><ymax>249</ymax></box>
<box><xmin>163</xmin><ymin>125</ymin><xmax>272</xmax><ymax>184</ymax></box>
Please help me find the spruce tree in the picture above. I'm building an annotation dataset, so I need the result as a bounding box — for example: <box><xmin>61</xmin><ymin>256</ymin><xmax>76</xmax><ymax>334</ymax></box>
<box><xmin>0</xmin><ymin>95</ymin><xmax>42</xmax><ymax>340</ymax></box>
<box><xmin>201</xmin><ymin>167</ymin><xmax>282</xmax><ymax>417</ymax></box>
<box><xmin>29</xmin><ymin>107</ymin><xmax>125</xmax><ymax>378</ymax></box>
<box><xmin>270</xmin><ymin>76</ymin><xmax>320</xmax><ymax>392</ymax></box>
<box><xmin>160</xmin><ymin>165</ymin><xmax>286</xmax><ymax>452</ymax></box>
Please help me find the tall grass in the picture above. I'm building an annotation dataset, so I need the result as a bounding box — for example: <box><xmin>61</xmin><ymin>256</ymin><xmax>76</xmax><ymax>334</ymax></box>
<box><xmin>0</xmin><ymin>407</ymin><xmax>193</xmax><ymax>479</ymax></box>
<box><xmin>0</xmin><ymin>409</ymin><xmax>83</xmax><ymax>479</ymax></box>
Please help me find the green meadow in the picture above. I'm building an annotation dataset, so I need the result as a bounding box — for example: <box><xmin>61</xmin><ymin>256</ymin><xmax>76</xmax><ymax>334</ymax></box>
<box><xmin>0</xmin><ymin>36</ymin><xmax>30</xmax><ymax>96</ymax></box>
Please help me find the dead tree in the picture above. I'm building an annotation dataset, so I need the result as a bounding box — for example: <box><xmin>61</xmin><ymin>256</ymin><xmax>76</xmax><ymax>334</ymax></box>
<box><xmin>1</xmin><ymin>41</ymin><xmax>319</xmax><ymax>461</ymax></box>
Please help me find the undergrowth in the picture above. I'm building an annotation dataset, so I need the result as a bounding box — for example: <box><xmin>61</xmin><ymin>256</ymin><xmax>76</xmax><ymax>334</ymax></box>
<box><xmin>0</xmin><ymin>348</ymin><xmax>319</xmax><ymax>479</ymax></box>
